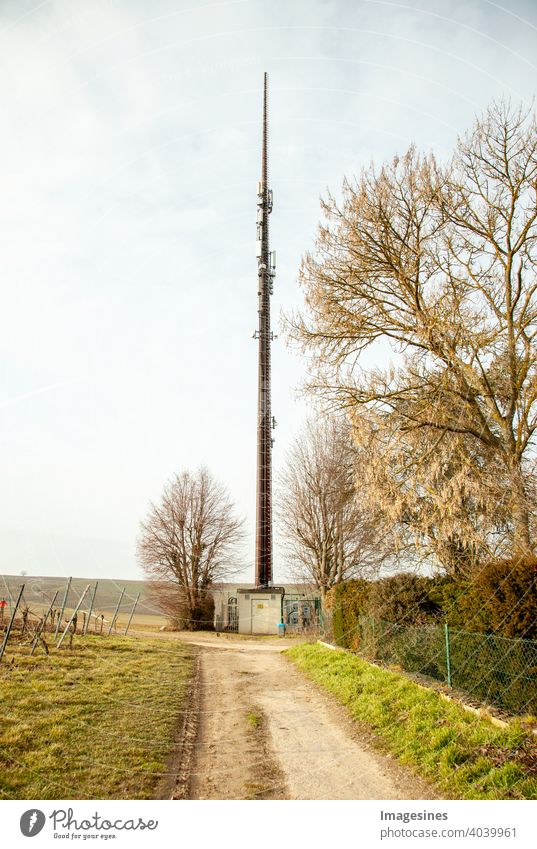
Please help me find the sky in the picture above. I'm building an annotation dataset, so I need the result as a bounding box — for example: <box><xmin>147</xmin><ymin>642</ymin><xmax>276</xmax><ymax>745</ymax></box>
<box><xmin>0</xmin><ymin>0</ymin><xmax>536</xmax><ymax>582</ymax></box>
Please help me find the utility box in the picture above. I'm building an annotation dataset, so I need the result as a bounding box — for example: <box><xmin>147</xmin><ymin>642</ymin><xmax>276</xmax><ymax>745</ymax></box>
<box><xmin>237</xmin><ymin>587</ymin><xmax>285</xmax><ymax>635</ymax></box>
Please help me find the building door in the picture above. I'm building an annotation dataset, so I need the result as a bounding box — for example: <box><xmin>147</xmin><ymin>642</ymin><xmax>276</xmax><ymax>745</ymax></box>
<box><xmin>251</xmin><ymin>597</ymin><xmax>273</xmax><ymax>634</ymax></box>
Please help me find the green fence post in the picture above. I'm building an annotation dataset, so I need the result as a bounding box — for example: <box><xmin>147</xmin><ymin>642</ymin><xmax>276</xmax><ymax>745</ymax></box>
<box><xmin>444</xmin><ymin>623</ymin><xmax>452</xmax><ymax>687</ymax></box>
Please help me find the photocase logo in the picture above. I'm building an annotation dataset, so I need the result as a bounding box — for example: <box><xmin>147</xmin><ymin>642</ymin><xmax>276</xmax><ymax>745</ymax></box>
<box><xmin>20</xmin><ymin>809</ymin><xmax>46</xmax><ymax>837</ymax></box>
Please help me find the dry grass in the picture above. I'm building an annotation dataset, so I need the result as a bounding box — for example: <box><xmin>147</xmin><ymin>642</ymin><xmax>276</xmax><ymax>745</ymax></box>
<box><xmin>0</xmin><ymin>634</ymin><xmax>193</xmax><ymax>799</ymax></box>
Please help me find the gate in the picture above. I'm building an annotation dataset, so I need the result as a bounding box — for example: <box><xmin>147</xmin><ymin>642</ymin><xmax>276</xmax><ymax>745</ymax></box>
<box><xmin>283</xmin><ymin>595</ymin><xmax>320</xmax><ymax>633</ymax></box>
<box><xmin>225</xmin><ymin>597</ymin><xmax>238</xmax><ymax>632</ymax></box>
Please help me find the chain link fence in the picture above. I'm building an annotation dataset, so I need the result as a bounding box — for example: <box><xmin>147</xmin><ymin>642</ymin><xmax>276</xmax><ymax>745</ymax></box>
<box><xmin>346</xmin><ymin>616</ymin><xmax>537</xmax><ymax>716</ymax></box>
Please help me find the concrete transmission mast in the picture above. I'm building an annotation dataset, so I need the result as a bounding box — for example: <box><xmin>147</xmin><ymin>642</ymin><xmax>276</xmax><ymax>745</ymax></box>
<box><xmin>254</xmin><ymin>72</ymin><xmax>276</xmax><ymax>588</ymax></box>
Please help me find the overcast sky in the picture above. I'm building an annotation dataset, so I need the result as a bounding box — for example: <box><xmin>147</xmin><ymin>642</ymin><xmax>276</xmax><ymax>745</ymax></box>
<box><xmin>0</xmin><ymin>0</ymin><xmax>536</xmax><ymax>582</ymax></box>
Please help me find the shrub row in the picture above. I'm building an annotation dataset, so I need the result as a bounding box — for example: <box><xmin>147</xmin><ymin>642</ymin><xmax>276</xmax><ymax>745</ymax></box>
<box><xmin>325</xmin><ymin>557</ymin><xmax>537</xmax><ymax>648</ymax></box>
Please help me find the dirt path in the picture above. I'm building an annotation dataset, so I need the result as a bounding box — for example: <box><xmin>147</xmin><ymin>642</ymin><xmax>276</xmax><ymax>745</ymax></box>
<box><xmin>176</xmin><ymin>633</ymin><xmax>436</xmax><ymax>801</ymax></box>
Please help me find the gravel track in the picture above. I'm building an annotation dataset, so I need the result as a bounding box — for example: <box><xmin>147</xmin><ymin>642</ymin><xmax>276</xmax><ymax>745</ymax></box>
<box><xmin>175</xmin><ymin>633</ymin><xmax>436</xmax><ymax>801</ymax></box>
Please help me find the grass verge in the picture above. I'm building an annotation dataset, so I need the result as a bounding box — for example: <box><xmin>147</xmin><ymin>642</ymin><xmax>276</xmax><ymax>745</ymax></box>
<box><xmin>286</xmin><ymin>643</ymin><xmax>537</xmax><ymax>800</ymax></box>
<box><xmin>0</xmin><ymin>635</ymin><xmax>193</xmax><ymax>799</ymax></box>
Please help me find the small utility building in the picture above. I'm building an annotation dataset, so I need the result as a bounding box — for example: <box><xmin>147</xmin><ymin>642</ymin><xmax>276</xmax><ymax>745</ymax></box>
<box><xmin>236</xmin><ymin>587</ymin><xmax>284</xmax><ymax>635</ymax></box>
<box><xmin>213</xmin><ymin>587</ymin><xmax>319</xmax><ymax>635</ymax></box>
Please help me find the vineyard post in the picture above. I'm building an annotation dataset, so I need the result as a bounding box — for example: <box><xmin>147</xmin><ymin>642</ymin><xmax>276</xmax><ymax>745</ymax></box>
<box><xmin>30</xmin><ymin>590</ymin><xmax>59</xmax><ymax>655</ymax></box>
<box><xmin>108</xmin><ymin>587</ymin><xmax>125</xmax><ymax>636</ymax></box>
<box><xmin>124</xmin><ymin>593</ymin><xmax>140</xmax><ymax>635</ymax></box>
<box><xmin>0</xmin><ymin>584</ymin><xmax>25</xmax><ymax>663</ymax></box>
<box><xmin>54</xmin><ymin>576</ymin><xmax>72</xmax><ymax>639</ymax></box>
<box><xmin>57</xmin><ymin>585</ymin><xmax>90</xmax><ymax>649</ymax></box>
<box><xmin>84</xmin><ymin>582</ymin><xmax>98</xmax><ymax>635</ymax></box>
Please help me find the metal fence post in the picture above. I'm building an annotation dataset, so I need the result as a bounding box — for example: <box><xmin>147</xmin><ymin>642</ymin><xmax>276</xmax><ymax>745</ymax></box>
<box><xmin>30</xmin><ymin>590</ymin><xmax>59</xmax><ymax>655</ymax></box>
<box><xmin>444</xmin><ymin>622</ymin><xmax>452</xmax><ymax>687</ymax></box>
<box><xmin>108</xmin><ymin>587</ymin><xmax>125</xmax><ymax>635</ymax></box>
<box><xmin>84</xmin><ymin>582</ymin><xmax>98</xmax><ymax>635</ymax></box>
<box><xmin>124</xmin><ymin>592</ymin><xmax>140</xmax><ymax>636</ymax></box>
<box><xmin>54</xmin><ymin>576</ymin><xmax>72</xmax><ymax>639</ymax></box>
<box><xmin>0</xmin><ymin>584</ymin><xmax>25</xmax><ymax>663</ymax></box>
<box><xmin>57</xmin><ymin>585</ymin><xmax>90</xmax><ymax>648</ymax></box>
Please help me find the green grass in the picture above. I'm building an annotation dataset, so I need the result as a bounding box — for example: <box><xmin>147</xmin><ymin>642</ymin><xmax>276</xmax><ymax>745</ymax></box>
<box><xmin>246</xmin><ymin>711</ymin><xmax>261</xmax><ymax>728</ymax></box>
<box><xmin>286</xmin><ymin>643</ymin><xmax>537</xmax><ymax>800</ymax></box>
<box><xmin>0</xmin><ymin>635</ymin><xmax>193</xmax><ymax>800</ymax></box>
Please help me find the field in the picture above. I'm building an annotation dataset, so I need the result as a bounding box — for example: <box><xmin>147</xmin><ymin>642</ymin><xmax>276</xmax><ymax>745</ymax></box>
<box><xmin>0</xmin><ymin>574</ymin><xmax>167</xmax><ymax>633</ymax></box>
<box><xmin>287</xmin><ymin>643</ymin><xmax>537</xmax><ymax>800</ymax></box>
<box><xmin>0</xmin><ymin>634</ymin><xmax>193</xmax><ymax>799</ymax></box>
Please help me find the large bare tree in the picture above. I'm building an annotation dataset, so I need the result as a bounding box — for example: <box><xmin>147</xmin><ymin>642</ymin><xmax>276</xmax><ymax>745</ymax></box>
<box><xmin>276</xmin><ymin>417</ymin><xmax>382</xmax><ymax>599</ymax></box>
<box><xmin>137</xmin><ymin>467</ymin><xmax>244</xmax><ymax>629</ymax></box>
<box><xmin>290</xmin><ymin>101</ymin><xmax>537</xmax><ymax>558</ymax></box>
<box><xmin>351</xmin><ymin>406</ymin><xmax>512</xmax><ymax>577</ymax></box>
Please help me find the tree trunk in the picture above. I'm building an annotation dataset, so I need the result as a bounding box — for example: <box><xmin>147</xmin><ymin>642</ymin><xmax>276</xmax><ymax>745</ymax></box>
<box><xmin>510</xmin><ymin>463</ymin><xmax>533</xmax><ymax>558</ymax></box>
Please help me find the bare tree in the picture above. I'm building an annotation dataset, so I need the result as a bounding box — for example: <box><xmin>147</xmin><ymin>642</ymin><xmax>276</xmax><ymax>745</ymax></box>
<box><xmin>137</xmin><ymin>467</ymin><xmax>244</xmax><ymax>629</ymax></box>
<box><xmin>276</xmin><ymin>417</ymin><xmax>381</xmax><ymax>599</ymax></box>
<box><xmin>289</xmin><ymin>101</ymin><xmax>537</xmax><ymax>558</ymax></box>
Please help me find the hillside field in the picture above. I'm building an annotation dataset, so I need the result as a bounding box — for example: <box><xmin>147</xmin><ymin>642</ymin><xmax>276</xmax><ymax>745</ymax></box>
<box><xmin>0</xmin><ymin>574</ymin><xmax>165</xmax><ymax>632</ymax></box>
